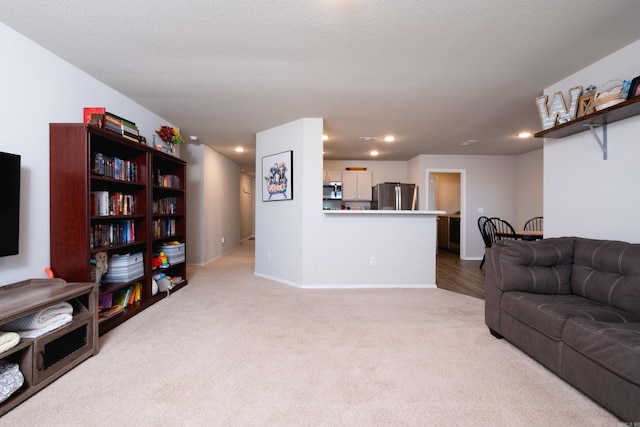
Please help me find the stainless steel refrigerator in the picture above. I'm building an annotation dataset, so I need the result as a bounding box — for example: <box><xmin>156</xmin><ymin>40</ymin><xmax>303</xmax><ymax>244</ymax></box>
<box><xmin>371</xmin><ymin>183</ymin><xmax>417</xmax><ymax>210</ymax></box>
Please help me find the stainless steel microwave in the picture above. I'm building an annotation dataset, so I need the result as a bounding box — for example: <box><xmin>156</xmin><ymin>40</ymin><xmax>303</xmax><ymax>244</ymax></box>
<box><xmin>323</xmin><ymin>182</ymin><xmax>342</xmax><ymax>200</ymax></box>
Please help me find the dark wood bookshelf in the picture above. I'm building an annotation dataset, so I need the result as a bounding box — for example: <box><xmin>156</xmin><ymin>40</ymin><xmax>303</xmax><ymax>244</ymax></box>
<box><xmin>50</xmin><ymin>123</ymin><xmax>188</xmax><ymax>335</ymax></box>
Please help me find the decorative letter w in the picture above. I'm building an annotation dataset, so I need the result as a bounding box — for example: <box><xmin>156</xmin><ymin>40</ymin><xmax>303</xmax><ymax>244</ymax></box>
<box><xmin>536</xmin><ymin>86</ymin><xmax>582</xmax><ymax>130</ymax></box>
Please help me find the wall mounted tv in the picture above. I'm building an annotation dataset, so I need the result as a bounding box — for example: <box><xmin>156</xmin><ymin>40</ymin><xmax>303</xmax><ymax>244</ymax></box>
<box><xmin>0</xmin><ymin>152</ymin><xmax>21</xmax><ymax>257</ymax></box>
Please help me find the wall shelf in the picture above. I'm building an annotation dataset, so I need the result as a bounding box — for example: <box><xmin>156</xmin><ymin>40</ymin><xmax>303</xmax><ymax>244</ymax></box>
<box><xmin>534</xmin><ymin>96</ymin><xmax>640</xmax><ymax>160</ymax></box>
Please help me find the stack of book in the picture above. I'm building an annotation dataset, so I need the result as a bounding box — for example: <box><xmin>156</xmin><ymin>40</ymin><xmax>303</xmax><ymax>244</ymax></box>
<box><xmin>84</xmin><ymin>108</ymin><xmax>140</xmax><ymax>143</ymax></box>
<box><xmin>104</xmin><ymin>112</ymin><xmax>140</xmax><ymax>143</ymax></box>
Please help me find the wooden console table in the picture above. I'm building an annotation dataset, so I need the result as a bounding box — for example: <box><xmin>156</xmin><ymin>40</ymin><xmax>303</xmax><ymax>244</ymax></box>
<box><xmin>0</xmin><ymin>279</ymin><xmax>98</xmax><ymax>415</ymax></box>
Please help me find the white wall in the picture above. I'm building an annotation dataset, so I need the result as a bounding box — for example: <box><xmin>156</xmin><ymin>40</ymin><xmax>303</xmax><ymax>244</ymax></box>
<box><xmin>543</xmin><ymin>39</ymin><xmax>640</xmax><ymax>243</ymax></box>
<box><xmin>184</xmin><ymin>144</ymin><xmax>242</xmax><ymax>265</ymax></box>
<box><xmin>255</xmin><ymin>119</ymin><xmax>315</xmax><ymax>285</ymax></box>
<box><xmin>0</xmin><ymin>23</ymin><xmax>177</xmax><ymax>286</ymax></box>
<box><xmin>516</xmin><ymin>149</ymin><xmax>543</xmax><ymax>229</ymax></box>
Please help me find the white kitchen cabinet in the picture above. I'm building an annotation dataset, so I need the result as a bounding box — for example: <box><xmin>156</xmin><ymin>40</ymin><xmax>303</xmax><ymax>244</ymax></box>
<box><xmin>323</xmin><ymin>170</ymin><xmax>342</xmax><ymax>182</ymax></box>
<box><xmin>342</xmin><ymin>171</ymin><xmax>372</xmax><ymax>201</ymax></box>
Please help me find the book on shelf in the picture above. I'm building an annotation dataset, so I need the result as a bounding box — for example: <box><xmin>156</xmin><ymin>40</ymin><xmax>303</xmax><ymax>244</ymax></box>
<box><xmin>128</xmin><ymin>282</ymin><xmax>142</xmax><ymax>305</ymax></box>
<box><xmin>83</xmin><ymin>107</ymin><xmax>105</xmax><ymax>123</ymax></box>
<box><xmin>92</xmin><ymin>152</ymin><xmax>138</xmax><ymax>182</ymax></box>
<box><xmin>103</xmin><ymin>111</ymin><xmax>140</xmax><ymax>142</ymax></box>
<box><xmin>90</xmin><ymin>220</ymin><xmax>136</xmax><ymax>249</ymax></box>
<box><xmin>98</xmin><ymin>292</ymin><xmax>124</xmax><ymax>323</ymax></box>
<box><xmin>112</xmin><ymin>287</ymin><xmax>131</xmax><ymax>309</ymax></box>
<box><xmin>91</xmin><ymin>191</ymin><xmax>136</xmax><ymax>216</ymax></box>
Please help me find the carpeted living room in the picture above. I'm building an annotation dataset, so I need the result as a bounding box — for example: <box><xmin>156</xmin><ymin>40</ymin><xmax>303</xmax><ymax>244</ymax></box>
<box><xmin>0</xmin><ymin>241</ymin><xmax>624</xmax><ymax>426</ymax></box>
<box><xmin>2</xmin><ymin>2</ymin><xmax>640</xmax><ymax>426</ymax></box>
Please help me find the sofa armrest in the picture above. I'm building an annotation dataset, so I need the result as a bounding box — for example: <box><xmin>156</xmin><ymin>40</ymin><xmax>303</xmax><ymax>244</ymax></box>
<box><xmin>486</xmin><ymin>237</ymin><xmax>575</xmax><ymax>295</ymax></box>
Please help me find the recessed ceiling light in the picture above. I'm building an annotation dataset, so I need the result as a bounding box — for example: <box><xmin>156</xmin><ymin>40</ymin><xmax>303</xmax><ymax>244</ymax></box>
<box><xmin>518</xmin><ymin>131</ymin><xmax>532</xmax><ymax>139</ymax></box>
<box><xmin>370</xmin><ymin>150</ymin><xmax>379</xmax><ymax>156</ymax></box>
<box><xmin>460</xmin><ymin>139</ymin><xmax>477</xmax><ymax>146</ymax></box>
<box><xmin>189</xmin><ymin>135</ymin><xmax>199</xmax><ymax>141</ymax></box>
<box><xmin>235</xmin><ymin>147</ymin><xmax>244</xmax><ymax>153</ymax></box>
<box><xmin>322</xmin><ymin>134</ymin><xmax>329</xmax><ymax>141</ymax></box>
<box><xmin>384</xmin><ymin>135</ymin><xmax>395</xmax><ymax>142</ymax></box>
<box><xmin>359</xmin><ymin>136</ymin><xmax>376</xmax><ymax>141</ymax></box>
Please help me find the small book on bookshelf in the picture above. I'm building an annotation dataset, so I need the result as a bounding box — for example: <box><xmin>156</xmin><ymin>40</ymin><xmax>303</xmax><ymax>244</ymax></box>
<box><xmin>84</xmin><ymin>107</ymin><xmax>105</xmax><ymax>123</ymax></box>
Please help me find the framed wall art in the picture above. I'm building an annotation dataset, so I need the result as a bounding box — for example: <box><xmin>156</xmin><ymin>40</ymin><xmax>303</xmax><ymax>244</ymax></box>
<box><xmin>262</xmin><ymin>150</ymin><xmax>293</xmax><ymax>201</ymax></box>
<box><xmin>627</xmin><ymin>76</ymin><xmax>640</xmax><ymax>100</ymax></box>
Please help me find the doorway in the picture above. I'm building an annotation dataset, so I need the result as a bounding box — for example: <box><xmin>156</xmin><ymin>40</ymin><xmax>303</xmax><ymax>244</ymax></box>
<box><xmin>427</xmin><ymin>170</ymin><xmax>465</xmax><ymax>259</ymax></box>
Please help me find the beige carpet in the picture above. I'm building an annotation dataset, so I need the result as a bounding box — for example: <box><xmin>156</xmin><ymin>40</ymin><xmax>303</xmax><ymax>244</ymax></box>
<box><xmin>1</xmin><ymin>241</ymin><xmax>623</xmax><ymax>426</ymax></box>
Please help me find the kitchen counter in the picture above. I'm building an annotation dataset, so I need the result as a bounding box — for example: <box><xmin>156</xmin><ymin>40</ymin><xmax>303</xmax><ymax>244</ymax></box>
<box><xmin>324</xmin><ymin>210</ymin><xmax>444</xmax><ymax>215</ymax></box>
<box><xmin>313</xmin><ymin>209</ymin><xmax>441</xmax><ymax>287</ymax></box>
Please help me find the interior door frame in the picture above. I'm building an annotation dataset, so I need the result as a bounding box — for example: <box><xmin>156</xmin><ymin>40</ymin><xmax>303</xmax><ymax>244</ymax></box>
<box><xmin>426</xmin><ymin>169</ymin><xmax>466</xmax><ymax>259</ymax></box>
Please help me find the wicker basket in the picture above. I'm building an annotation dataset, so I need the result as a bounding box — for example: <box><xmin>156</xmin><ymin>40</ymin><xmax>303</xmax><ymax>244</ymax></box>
<box><xmin>595</xmin><ymin>80</ymin><xmax>626</xmax><ymax>111</ymax></box>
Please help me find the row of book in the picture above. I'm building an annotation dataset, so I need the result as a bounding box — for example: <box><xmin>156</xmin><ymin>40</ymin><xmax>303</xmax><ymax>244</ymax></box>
<box><xmin>98</xmin><ymin>282</ymin><xmax>142</xmax><ymax>323</ymax></box>
<box><xmin>90</xmin><ymin>220</ymin><xmax>136</xmax><ymax>249</ymax></box>
<box><xmin>92</xmin><ymin>152</ymin><xmax>138</xmax><ymax>182</ymax></box>
<box><xmin>152</xmin><ymin>218</ymin><xmax>176</xmax><ymax>238</ymax></box>
<box><xmin>91</xmin><ymin>191</ymin><xmax>136</xmax><ymax>216</ymax></box>
<box><xmin>152</xmin><ymin>196</ymin><xmax>178</xmax><ymax>215</ymax></box>
<box><xmin>155</xmin><ymin>172</ymin><xmax>180</xmax><ymax>189</ymax></box>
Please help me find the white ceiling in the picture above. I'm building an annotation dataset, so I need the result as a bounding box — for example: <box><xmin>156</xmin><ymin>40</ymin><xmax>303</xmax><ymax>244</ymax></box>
<box><xmin>4</xmin><ymin>1</ymin><xmax>640</xmax><ymax>175</ymax></box>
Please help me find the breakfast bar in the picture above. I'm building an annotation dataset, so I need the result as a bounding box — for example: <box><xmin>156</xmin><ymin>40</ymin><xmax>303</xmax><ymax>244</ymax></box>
<box><xmin>312</xmin><ymin>210</ymin><xmax>444</xmax><ymax>287</ymax></box>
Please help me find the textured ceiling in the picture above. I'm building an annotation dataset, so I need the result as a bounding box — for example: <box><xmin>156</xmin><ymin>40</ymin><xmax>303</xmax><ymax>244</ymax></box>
<box><xmin>4</xmin><ymin>1</ymin><xmax>640</xmax><ymax>175</ymax></box>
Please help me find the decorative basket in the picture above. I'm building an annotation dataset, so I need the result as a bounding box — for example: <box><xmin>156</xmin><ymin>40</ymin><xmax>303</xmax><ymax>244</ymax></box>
<box><xmin>595</xmin><ymin>80</ymin><xmax>626</xmax><ymax>111</ymax></box>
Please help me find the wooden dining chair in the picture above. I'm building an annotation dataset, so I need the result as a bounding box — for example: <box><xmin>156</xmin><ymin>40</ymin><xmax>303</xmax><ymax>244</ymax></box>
<box><xmin>477</xmin><ymin>216</ymin><xmax>491</xmax><ymax>269</ymax></box>
<box><xmin>489</xmin><ymin>217</ymin><xmax>517</xmax><ymax>239</ymax></box>
<box><xmin>523</xmin><ymin>216</ymin><xmax>543</xmax><ymax>232</ymax></box>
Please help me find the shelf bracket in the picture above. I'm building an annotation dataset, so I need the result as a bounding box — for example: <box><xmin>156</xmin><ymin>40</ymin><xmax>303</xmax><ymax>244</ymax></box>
<box><xmin>583</xmin><ymin>123</ymin><xmax>607</xmax><ymax>160</ymax></box>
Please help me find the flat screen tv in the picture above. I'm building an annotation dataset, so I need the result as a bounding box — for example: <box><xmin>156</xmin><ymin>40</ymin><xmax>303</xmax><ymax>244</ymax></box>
<box><xmin>0</xmin><ymin>152</ymin><xmax>21</xmax><ymax>257</ymax></box>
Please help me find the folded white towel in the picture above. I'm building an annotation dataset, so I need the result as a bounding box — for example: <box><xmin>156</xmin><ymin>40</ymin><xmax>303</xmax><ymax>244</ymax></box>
<box><xmin>16</xmin><ymin>314</ymin><xmax>73</xmax><ymax>339</ymax></box>
<box><xmin>0</xmin><ymin>332</ymin><xmax>19</xmax><ymax>354</ymax></box>
<box><xmin>0</xmin><ymin>302</ymin><xmax>73</xmax><ymax>331</ymax></box>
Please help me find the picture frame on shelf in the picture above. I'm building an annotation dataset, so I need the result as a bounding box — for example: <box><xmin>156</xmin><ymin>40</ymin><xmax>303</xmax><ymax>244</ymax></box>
<box><xmin>577</xmin><ymin>93</ymin><xmax>596</xmax><ymax>117</ymax></box>
<box><xmin>262</xmin><ymin>150</ymin><xmax>293</xmax><ymax>201</ymax></box>
<box><xmin>627</xmin><ymin>76</ymin><xmax>640</xmax><ymax>100</ymax></box>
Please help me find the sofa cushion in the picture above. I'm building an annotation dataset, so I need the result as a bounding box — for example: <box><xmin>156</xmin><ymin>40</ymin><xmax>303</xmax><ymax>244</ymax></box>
<box><xmin>501</xmin><ymin>292</ymin><xmax>640</xmax><ymax>340</ymax></box>
<box><xmin>572</xmin><ymin>238</ymin><xmax>640</xmax><ymax>316</ymax></box>
<box><xmin>562</xmin><ymin>318</ymin><xmax>640</xmax><ymax>387</ymax></box>
<box><xmin>491</xmin><ymin>237</ymin><xmax>574</xmax><ymax>294</ymax></box>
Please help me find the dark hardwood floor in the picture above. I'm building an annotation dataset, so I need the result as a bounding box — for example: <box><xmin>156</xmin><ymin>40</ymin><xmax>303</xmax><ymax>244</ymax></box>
<box><xmin>436</xmin><ymin>249</ymin><xmax>485</xmax><ymax>299</ymax></box>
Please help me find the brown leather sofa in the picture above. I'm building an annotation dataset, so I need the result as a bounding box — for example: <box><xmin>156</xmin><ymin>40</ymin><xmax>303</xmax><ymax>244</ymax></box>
<box><xmin>484</xmin><ymin>237</ymin><xmax>640</xmax><ymax>422</ymax></box>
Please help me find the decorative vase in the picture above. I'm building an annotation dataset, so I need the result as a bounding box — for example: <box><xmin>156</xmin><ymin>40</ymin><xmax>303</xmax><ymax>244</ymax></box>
<box><xmin>166</xmin><ymin>143</ymin><xmax>175</xmax><ymax>155</ymax></box>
